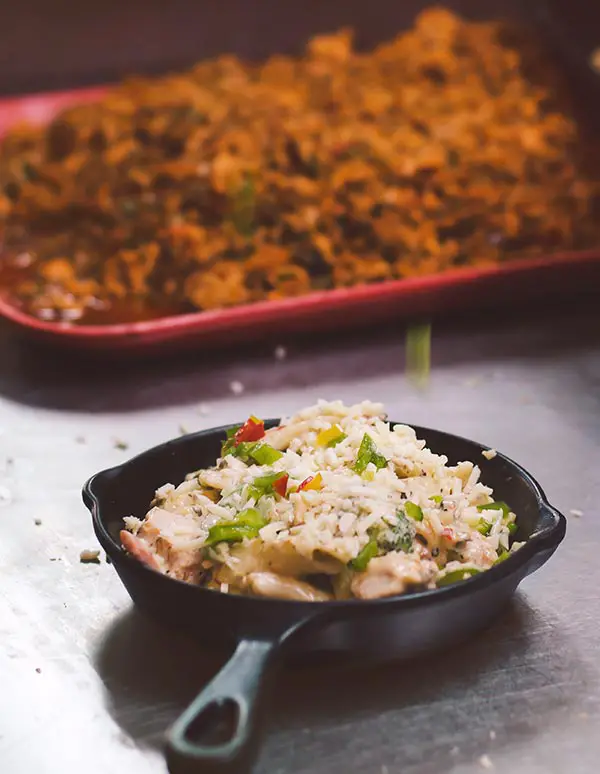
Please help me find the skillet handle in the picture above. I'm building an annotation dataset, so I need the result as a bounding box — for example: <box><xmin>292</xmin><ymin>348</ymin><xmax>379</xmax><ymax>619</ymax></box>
<box><xmin>166</xmin><ymin>638</ymin><xmax>277</xmax><ymax>774</ymax></box>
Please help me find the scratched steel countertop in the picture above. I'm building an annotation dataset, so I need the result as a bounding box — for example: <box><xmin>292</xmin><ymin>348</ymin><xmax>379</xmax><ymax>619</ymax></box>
<box><xmin>1</xmin><ymin>305</ymin><xmax>599</xmax><ymax>774</ymax></box>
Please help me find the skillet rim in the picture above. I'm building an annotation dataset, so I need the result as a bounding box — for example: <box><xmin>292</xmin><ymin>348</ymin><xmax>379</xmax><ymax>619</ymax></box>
<box><xmin>83</xmin><ymin>420</ymin><xmax>566</xmax><ymax>611</ymax></box>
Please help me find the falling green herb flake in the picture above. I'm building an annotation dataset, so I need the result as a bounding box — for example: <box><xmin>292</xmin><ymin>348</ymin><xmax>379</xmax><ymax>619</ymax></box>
<box><xmin>406</xmin><ymin>322</ymin><xmax>431</xmax><ymax>388</ymax></box>
<box><xmin>231</xmin><ymin>176</ymin><xmax>256</xmax><ymax>236</ymax></box>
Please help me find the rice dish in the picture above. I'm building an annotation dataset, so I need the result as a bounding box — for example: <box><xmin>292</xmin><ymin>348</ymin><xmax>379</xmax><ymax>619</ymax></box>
<box><xmin>120</xmin><ymin>400</ymin><xmax>522</xmax><ymax>601</ymax></box>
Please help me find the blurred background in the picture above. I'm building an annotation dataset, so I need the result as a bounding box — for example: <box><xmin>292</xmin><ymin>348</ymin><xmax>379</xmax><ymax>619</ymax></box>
<box><xmin>0</xmin><ymin>0</ymin><xmax>596</xmax><ymax>95</ymax></box>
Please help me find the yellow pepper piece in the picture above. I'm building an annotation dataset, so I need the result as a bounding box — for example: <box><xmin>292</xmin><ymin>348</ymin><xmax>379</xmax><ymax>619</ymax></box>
<box><xmin>304</xmin><ymin>472</ymin><xmax>323</xmax><ymax>490</ymax></box>
<box><xmin>316</xmin><ymin>424</ymin><xmax>347</xmax><ymax>447</ymax></box>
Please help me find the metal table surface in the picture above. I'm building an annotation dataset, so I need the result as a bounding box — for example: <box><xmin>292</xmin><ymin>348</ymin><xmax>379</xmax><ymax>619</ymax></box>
<box><xmin>1</xmin><ymin>305</ymin><xmax>599</xmax><ymax>774</ymax></box>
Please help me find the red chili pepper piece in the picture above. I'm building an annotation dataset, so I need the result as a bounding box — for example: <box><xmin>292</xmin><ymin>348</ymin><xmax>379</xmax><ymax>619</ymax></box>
<box><xmin>234</xmin><ymin>416</ymin><xmax>265</xmax><ymax>445</ymax></box>
<box><xmin>298</xmin><ymin>475</ymin><xmax>314</xmax><ymax>491</ymax></box>
<box><xmin>273</xmin><ymin>473</ymin><xmax>289</xmax><ymax>497</ymax></box>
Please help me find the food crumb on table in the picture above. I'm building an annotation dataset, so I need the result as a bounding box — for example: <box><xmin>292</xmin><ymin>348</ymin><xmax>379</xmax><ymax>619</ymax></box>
<box><xmin>178</xmin><ymin>424</ymin><xmax>189</xmax><ymax>436</ymax></box>
<box><xmin>570</xmin><ymin>509</ymin><xmax>583</xmax><ymax>518</ymax></box>
<box><xmin>113</xmin><ymin>439</ymin><xmax>129</xmax><ymax>451</ymax></box>
<box><xmin>34</xmin><ymin>518</ymin><xmax>42</xmax><ymax>526</ymax></box>
<box><xmin>482</xmin><ymin>449</ymin><xmax>497</xmax><ymax>460</ymax></box>
<box><xmin>479</xmin><ymin>754</ymin><xmax>494</xmax><ymax>769</ymax></box>
<box><xmin>35</xmin><ymin>668</ymin><xmax>41</xmax><ymax>674</ymax></box>
<box><xmin>229</xmin><ymin>380</ymin><xmax>245</xmax><ymax>396</ymax></box>
<box><xmin>79</xmin><ymin>549</ymin><xmax>101</xmax><ymax>564</ymax></box>
<box><xmin>274</xmin><ymin>345</ymin><xmax>287</xmax><ymax>361</ymax></box>
<box><xmin>75</xmin><ymin>436</ymin><xmax>86</xmax><ymax>444</ymax></box>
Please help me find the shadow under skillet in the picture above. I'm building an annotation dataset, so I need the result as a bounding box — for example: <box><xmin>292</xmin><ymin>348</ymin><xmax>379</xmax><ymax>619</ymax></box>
<box><xmin>0</xmin><ymin>296</ymin><xmax>599</xmax><ymax>415</ymax></box>
<box><xmin>93</xmin><ymin>595</ymin><xmax>590</xmax><ymax>774</ymax></box>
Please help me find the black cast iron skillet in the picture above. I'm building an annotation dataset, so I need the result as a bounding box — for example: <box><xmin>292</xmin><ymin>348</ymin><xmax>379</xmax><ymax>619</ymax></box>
<box><xmin>83</xmin><ymin>421</ymin><xmax>566</xmax><ymax>774</ymax></box>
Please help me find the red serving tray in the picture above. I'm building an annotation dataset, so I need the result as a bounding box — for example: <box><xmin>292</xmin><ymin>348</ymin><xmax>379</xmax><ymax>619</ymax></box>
<box><xmin>1</xmin><ymin>87</ymin><xmax>600</xmax><ymax>352</ymax></box>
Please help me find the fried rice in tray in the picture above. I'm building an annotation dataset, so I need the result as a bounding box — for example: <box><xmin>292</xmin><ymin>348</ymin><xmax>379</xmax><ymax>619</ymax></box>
<box><xmin>1</xmin><ymin>8</ymin><xmax>599</xmax><ymax>324</ymax></box>
<box><xmin>121</xmin><ymin>401</ymin><xmax>521</xmax><ymax>601</ymax></box>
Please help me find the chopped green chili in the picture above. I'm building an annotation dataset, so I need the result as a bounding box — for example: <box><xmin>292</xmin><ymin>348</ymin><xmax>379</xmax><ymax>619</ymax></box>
<box><xmin>247</xmin><ymin>471</ymin><xmax>288</xmax><ymax>501</ymax></box>
<box><xmin>437</xmin><ymin>567</ymin><xmax>481</xmax><ymax>587</ymax></box>
<box><xmin>353</xmin><ymin>433</ymin><xmax>388</xmax><ymax>474</ymax></box>
<box><xmin>477</xmin><ymin>501</ymin><xmax>511</xmax><ymax>518</ymax></box>
<box><xmin>351</xmin><ymin>539</ymin><xmax>379</xmax><ymax>571</ymax></box>
<box><xmin>205</xmin><ymin>507</ymin><xmax>268</xmax><ymax>546</ymax></box>
<box><xmin>404</xmin><ymin>501</ymin><xmax>424</xmax><ymax>522</ymax></box>
<box><xmin>476</xmin><ymin>519</ymin><xmax>493</xmax><ymax>536</ymax></box>
<box><xmin>223</xmin><ymin>438</ymin><xmax>283</xmax><ymax>465</ymax></box>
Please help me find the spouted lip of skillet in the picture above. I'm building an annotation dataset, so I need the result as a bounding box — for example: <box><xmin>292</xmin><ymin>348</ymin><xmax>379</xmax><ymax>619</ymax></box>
<box><xmin>84</xmin><ymin>419</ymin><xmax>566</xmax><ymax>608</ymax></box>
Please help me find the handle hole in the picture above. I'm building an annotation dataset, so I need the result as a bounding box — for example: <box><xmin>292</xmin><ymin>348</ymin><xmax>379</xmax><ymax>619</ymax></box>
<box><xmin>184</xmin><ymin>698</ymin><xmax>240</xmax><ymax>747</ymax></box>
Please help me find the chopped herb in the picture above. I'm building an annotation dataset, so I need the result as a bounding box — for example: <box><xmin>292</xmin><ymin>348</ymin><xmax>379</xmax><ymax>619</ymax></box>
<box><xmin>380</xmin><ymin>511</ymin><xmax>416</xmax><ymax>553</ymax></box>
<box><xmin>247</xmin><ymin>471</ymin><xmax>288</xmax><ymax>501</ymax></box>
<box><xmin>429</xmin><ymin>495</ymin><xmax>443</xmax><ymax>504</ymax></box>
<box><xmin>205</xmin><ymin>507</ymin><xmax>268</xmax><ymax>546</ymax></box>
<box><xmin>495</xmin><ymin>550</ymin><xmax>511</xmax><ymax>564</ymax></box>
<box><xmin>406</xmin><ymin>321</ymin><xmax>431</xmax><ymax>388</ymax></box>
<box><xmin>351</xmin><ymin>539</ymin><xmax>379</xmax><ymax>571</ymax></box>
<box><xmin>114</xmin><ymin>439</ymin><xmax>129</xmax><ymax>451</ymax></box>
<box><xmin>316</xmin><ymin>424</ymin><xmax>347</xmax><ymax>448</ymax></box>
<box><xmin>437</xmin><ymin>567</ymin><xmax>481</xmax><ymax>587</ymax></box>
<box><xmin>353</xmin><ymin>433</ymin><xmax>388</xmax><ymax>474</ymax></box>
<box><xmin>507</xmin><ymin>522</ymin><xmax>518</xmax><ymax>536</ymax></box>
<box><xmin>404</xmin><ymin>501</ymin><xmax>424</xmax><ymax>522</ymax></box>
<box><xmin>477</xmin><ymin>501</ymin><xmax>511</xmax><ymax>518</ymax></box>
